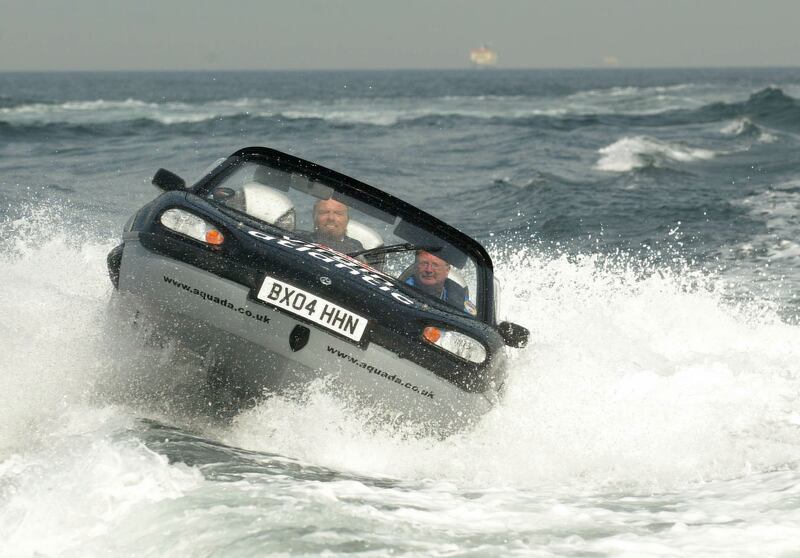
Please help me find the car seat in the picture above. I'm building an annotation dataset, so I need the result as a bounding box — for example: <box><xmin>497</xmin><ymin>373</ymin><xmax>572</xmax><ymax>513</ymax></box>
<box><xmin>346</xmin><ymin>220</ymin><xmax>383</xmax><ymax>250</ymax></box>
<box><xmin>241</xmin><ymin>182</ymin><xmax>296</xmax><ymax>231</ymax></box>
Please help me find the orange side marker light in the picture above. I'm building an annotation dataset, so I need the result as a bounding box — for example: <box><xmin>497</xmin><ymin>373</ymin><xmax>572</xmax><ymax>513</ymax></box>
<box><xmin>423</xmin><ymin>326</ymin><xmax>441</xmax><ymax>343</ymax></box>
<box><xmin>205</xmin><ymin>229</ymin><xmax>225</xmax><ymax>245</ymax></box>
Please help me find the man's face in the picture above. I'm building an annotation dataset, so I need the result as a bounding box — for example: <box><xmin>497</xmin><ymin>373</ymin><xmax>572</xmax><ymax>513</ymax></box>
<box><xmin>314</xmin><ymin>199</ymin><xmax>349</xmax><ymax>240</ymax></box>
<box><xmin>414</xmin><ymin>251</ymin><xmax>450</xmax><ymax>292</ymax></box>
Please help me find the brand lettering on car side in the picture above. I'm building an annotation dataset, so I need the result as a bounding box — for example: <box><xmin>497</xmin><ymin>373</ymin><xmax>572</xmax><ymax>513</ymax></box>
<box><xmin>248</xmin><ymin>230</ymin><xmax>415</xmax><ymax>306</ymax></box>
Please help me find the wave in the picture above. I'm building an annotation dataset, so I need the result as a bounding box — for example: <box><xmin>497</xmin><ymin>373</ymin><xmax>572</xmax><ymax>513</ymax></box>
<box><xmin>733</xmin><ymin>188</ymin><xmax>800</xmax><ymax>261</ymax></box>
<box><xmin>0</xmin><ymin>95</ymin><xmax>568</xmax><ymax>128</ymax></box>
<box><xmin>740</xmin><ymin>86</ymin><xmax>800</xmax><ymax>122</ymax></box>
<box><xmin>0</xmin><ymin>97</ymin><xmax>279</xmax><ymax>126</ymax></box>
<box><xmin>1</xmin><ymin>87</ymin><xmax>799</xmax><ymax>137</ymax></box>
<box><xmin>571</xmin><ymin>83</ymin><xmax>699</xmax><ymax>98</ymax></box>
<box><xmin>563</xmin><ymin>83</ymin><xmax>715</xmax><ymax>116</ymax></box>
<box><xmin>720</xmin><ymin>117</ymin><xmax>777</xmax><ymax>144</ymax></box>
<box><xmin>596</xmin><ymin>136</ymin><xmax>717</xmax><ymax>172</ymax></box>
<box><xmin>565</xmin><ymin>86</ymin><xmax>800</xmax><ymax>133</ymax></box>
<box><xmin>720</xmin><ymin>117</ymin><xmax>760</xmax><ymax>137</ymax></box>
<box><xmin>696</xmin><ymin>87</ymin><xmax>800</xmax><ymax>131</ymax></box>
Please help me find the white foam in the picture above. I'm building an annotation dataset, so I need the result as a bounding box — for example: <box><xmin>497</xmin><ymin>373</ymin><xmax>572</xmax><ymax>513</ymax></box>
<box><xmin>0</xmin><ymin>209</ymin><xmax>119</xmax><ymax>454</ymax></box>
<box><xmin>736</xmin><ymin>190</ymin><xmax>800</xmax><ymax>230</ymax></box>
<box><xmin>721</xmin><ymin>117</ymin><xmax>752</xmax><ymax>135</ymax></box>
<box><xmin>0</xmin><ymin>210</ymin><xmax>207</xmax><ymax>554</ymax></box>
<box><xmin>571</xmin><ymin>84</ymin><xmax>696</xmax><ymax>100</ymax></box>
<box><xmin>0</xmin><ymin>407</ymin><xmax>202</xmax><ymax>557</ymax></box>
<box><xmin>4</xmin><ymin>207</ymin><xmax>800</xmax><ymax>493</ymax></box>
<box><xmin>596</xmin><ymin>135</ymin><xmax>716</xmax><ymax>172</ymax></box>
<box><xmin>280</xmin><ymin>108</ymin><xmax>405</xmax><ymax>126</ymax></box>
<box><xmin>279</xmin><ymin>97</ymin><xmax>570</xmax><ymax>126</ymax></box>
<box><xmin>759</xmin><ymin>131</ymin><xmax>778</xmax><ymax>143</ymax></box>
<box><xmin>564</xmin><ymin>82</ymin><xmax>736</xmax><ymax>116</ymax></box>
<box><xmin>0</xmin><ymin>88</ymin><xmax>741</xmax><ymax>128</ymax></box>
<box><xmin>732</xmin><ymin>189</ymin><xmax>800</xmax><ymax>266</ymax></box>
<box><xmin>223</xmin><ymin>246</ymin><xmax>800</xmax><ymax>490</ymax></box>
<box><xmin>0</xmin><ymin>81</ymin><xmax>781</xmax><ymax>129</ymax></box>
<box><xmin>720</xmin><ymin>117</ymin><xmax>778</xmax><ymax>144</ymax></box>
<box><xmin>0</xmin><ymin>97</ymin><xmax>279</xmax><ymax>126</ymax></box>
<box><xmin>3</xmin><ymin>207</ymin><xmax>800</xmax><ymax>554</ymax></box>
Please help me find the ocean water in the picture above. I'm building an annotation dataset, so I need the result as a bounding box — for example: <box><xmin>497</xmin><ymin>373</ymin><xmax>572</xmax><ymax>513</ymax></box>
<box><xmin>2</xmin><ymin>68</ymin><xmax>800</xmax><ymax>556</ymax></box>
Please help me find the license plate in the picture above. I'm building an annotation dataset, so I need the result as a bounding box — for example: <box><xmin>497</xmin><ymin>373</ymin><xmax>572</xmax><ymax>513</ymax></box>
<box><xmin>256</xmin><ymin>275</ymin><xmax>368</xmax><ymax>342</ymax></box>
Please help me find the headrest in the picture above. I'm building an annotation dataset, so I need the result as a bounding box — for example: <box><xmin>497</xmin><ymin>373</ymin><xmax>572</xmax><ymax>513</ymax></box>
<box><xmin>346</xmin><ymin>220</ymin><xmax>383</xmax><ymax>250</ymax></box>
<box><xmin>242</xmin><ymin>182</ymin><xmax>295</xmax><ymax>230</ymax></box>
<box><xmin>447</xmin><ymin>267</ymin><xmax>468</xmax><ymax>289</ymax></box>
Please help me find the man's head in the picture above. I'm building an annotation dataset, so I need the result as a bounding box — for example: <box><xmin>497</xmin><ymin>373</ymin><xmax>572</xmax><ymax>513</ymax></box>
<box><xmin>313</xmin><ymin>198</ymin><xmax>349</xmax><ymax>241</ymax></box>
<box><xmin>413</xmin><ymin>250</ymin><xmax>450</xmax><ymax>295</ymax></box>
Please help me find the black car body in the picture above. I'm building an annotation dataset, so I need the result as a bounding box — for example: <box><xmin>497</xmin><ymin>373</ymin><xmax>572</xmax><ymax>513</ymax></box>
<box><xmin>108</xmin><ymin>147</ymin><xmax>528</xmax><ymax>433</ymax></box>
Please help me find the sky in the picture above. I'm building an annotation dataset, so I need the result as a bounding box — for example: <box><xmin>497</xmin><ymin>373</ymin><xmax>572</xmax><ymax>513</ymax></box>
<box><xmin>0</xmin><ymin>0</ymin><xmax>798</xmax><ymax>71</ymax></box>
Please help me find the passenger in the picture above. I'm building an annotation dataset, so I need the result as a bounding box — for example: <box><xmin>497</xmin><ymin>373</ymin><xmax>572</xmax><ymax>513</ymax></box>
<box><xmin>312</xmin><ymin>198</ymin><xmax>364</xmax><ymax>254</ymax></box>
<box><xmin>405</xmin><ymin>250</ymin><xmax>473</xmax><ymax>314</ymax></box>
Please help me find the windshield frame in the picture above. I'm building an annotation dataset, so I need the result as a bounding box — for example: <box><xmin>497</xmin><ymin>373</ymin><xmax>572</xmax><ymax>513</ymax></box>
<box><xmin>191</xmin><ymin>146</ymin><xmax>497</xmax><ymax>324</ymax></box>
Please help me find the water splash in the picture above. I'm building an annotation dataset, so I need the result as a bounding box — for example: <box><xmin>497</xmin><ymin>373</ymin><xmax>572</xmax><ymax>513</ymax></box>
<box><xmin>0</xmin><ymin>206</ymin><xmax>117</xmax><ymax>454</ymax></box>
<box><xmin>224</xmin><ymin>245</ymin><xmax>800</xmax><ymax>489</ymax></box>
<box><xmin>2</xmin><ymin>208</ymin><xmax>800</xmax><ymax>493</ymax></box>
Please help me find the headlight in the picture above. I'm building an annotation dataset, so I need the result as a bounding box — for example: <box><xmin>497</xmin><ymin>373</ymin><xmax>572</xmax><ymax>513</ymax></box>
<box><xmin>422</xmin><ymin>326</ymin><xmax>487</xmax><ymax>363</ymax></box>
<box><xmin>160</xmin><ymin>209</ymin><xmax>225</xmax><ymax>246</ymax></box>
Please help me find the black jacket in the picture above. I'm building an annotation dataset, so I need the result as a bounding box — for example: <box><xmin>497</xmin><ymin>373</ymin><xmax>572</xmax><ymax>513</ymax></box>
<box><xmin>309</xmin><ymin>233</ymin><xmax>364</xmax><ymax>254</ymax></box>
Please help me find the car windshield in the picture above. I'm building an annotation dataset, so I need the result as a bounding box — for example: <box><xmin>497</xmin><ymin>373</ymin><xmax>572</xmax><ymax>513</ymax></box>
<box><xmin>199</xmin><ymin>157</ymin><xmax>488</xmax><ymax>318</ymax></box>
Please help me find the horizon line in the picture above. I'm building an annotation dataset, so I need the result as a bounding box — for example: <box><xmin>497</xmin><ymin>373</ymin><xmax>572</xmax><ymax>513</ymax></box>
<box><xmin>1</xmin><ymin>64</ymin><xmax>799</xmax><ymax>74</ymax></box>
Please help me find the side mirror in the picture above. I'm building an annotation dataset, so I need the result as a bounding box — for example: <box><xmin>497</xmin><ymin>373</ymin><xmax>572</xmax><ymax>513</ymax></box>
<box><xmin>152</xmin><ymin>168</ymin><xmax>186</xmax><ymax>191</ymax></box>
<box><xmin>497</xmin><ymin>321</ymin><xmax>529</xmax><ymax>348</ymax></box>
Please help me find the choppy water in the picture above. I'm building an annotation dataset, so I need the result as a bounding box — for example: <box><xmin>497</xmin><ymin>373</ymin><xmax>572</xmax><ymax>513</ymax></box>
<box><xmin>2</xmin><ymin>68</ymin><xmax>800</xmax><ymax>557</ymax></box>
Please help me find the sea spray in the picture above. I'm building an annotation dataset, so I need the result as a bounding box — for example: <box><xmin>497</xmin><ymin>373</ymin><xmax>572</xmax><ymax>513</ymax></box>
<box><xmin>222</xmin><ymin>245</ymin><xmax>800</xmax><ymax>489</ymax></box>
<box><xmin>0</xmin><ymin>208</ymin><xmax>116</xmax><ymax>455</ymax></box>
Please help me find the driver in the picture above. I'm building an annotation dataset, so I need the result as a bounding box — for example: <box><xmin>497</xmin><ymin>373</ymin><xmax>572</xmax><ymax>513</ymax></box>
<box><xmin>405</xmin><ymin>250</ymin><xmax>473</xmax><ymax>314</ymax></box>
<box><xmin>311</xmin><ymin>198</ymin><xmax>364</xmax><ymax>254</ymax></box>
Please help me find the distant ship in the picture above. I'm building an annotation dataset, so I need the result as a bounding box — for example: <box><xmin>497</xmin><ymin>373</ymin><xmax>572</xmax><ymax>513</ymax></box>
<box><xmin>469</xmin><ymin>45</ymin><xmax>497</xmax><ymax>68</ymax></box>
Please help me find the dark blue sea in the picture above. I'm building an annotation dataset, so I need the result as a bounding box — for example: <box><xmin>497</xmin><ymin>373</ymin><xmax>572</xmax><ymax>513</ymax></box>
<box><xmin>2</xmin><ymin>68</ymin><xmax>800</xmax><ymax>556</ymax></box>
